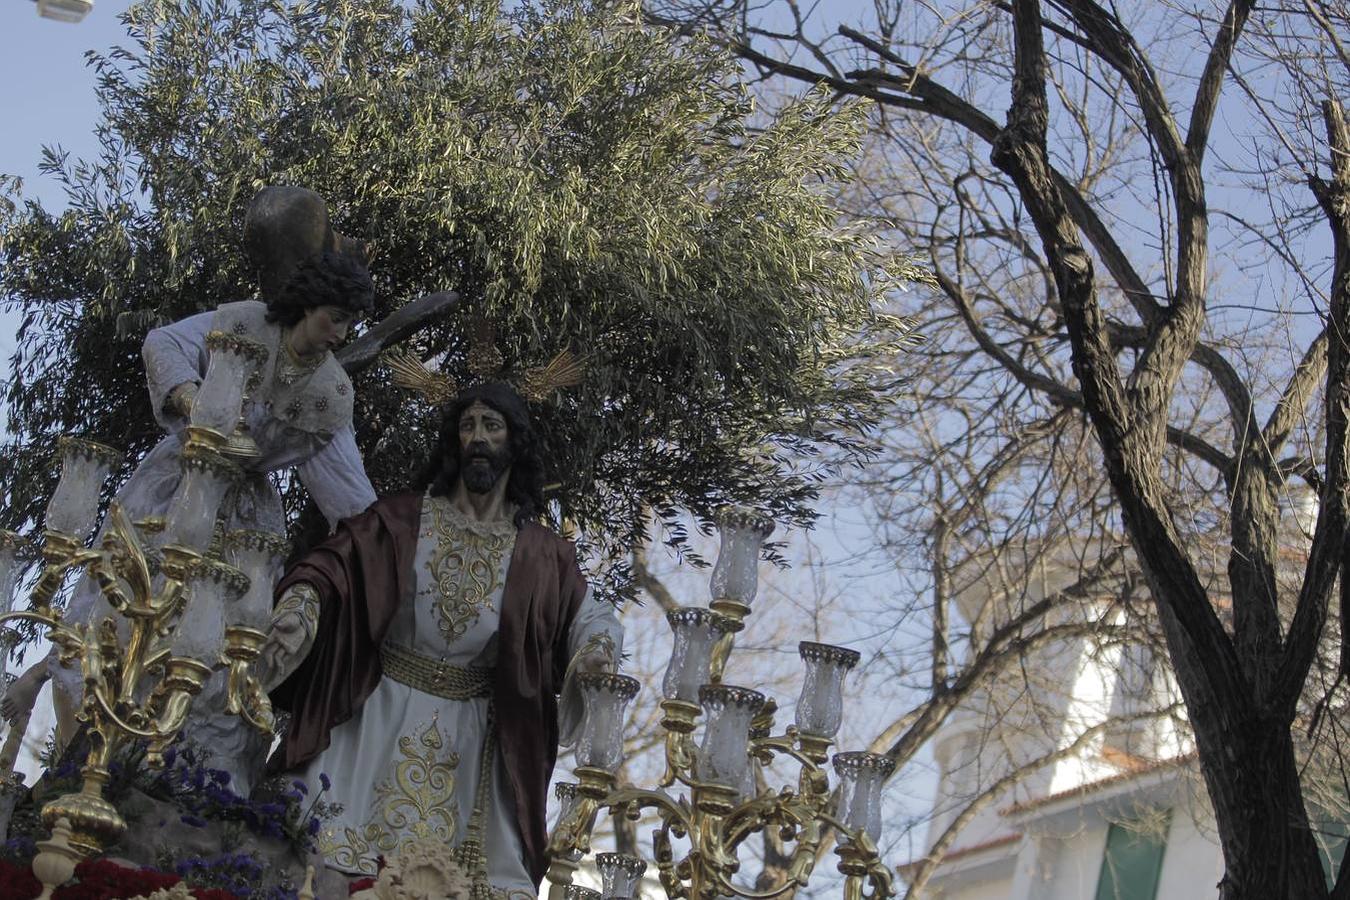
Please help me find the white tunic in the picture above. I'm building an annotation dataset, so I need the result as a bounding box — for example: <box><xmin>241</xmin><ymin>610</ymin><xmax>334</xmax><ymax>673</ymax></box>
<box><xmin>306</xmin><ymin>495</ymin><xmax>622</xmax><ymax>896</ymax></box>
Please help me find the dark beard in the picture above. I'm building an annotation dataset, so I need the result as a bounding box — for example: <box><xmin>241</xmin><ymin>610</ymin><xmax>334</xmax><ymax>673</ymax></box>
<box><xmin>461</xmin><ymin>443</ymin><xmax>511</xmax><ymax>494</ymax></box>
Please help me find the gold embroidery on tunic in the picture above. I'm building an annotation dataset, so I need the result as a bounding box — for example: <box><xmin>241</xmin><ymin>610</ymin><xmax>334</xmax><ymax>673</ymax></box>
<box><xmin>426</xmin><ymin>501</ymin><xmax>512</xmax><ymax>642</ymax></box>
<box><xmin>322</xmin><ymin>718</ymin><xmax>462</xmax><ymax>876</ymax></box>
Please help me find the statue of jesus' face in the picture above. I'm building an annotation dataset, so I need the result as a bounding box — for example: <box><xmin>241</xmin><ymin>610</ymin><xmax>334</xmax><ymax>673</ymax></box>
<box><xmin>458</xmin><ymin>400</ymin><xmax>512</xmax><ymax>494</ymax></box>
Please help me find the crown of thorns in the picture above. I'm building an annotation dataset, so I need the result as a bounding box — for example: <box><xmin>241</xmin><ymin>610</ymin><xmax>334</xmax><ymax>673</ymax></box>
<box><xmin>383</xmin><ymin>316</ymin><xmax>585</xmax><ymax>405</ymax></box>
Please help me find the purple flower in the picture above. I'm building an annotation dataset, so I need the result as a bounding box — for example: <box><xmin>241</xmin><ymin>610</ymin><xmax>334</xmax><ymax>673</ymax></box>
<box><xmin>291</xmin><ymin>779</ymin><xmax>309</xmax><ymax>795</ymax></box>
<box><xmin>319</xmin><ymin>772</ymin><xmax>332</xmax><ymax>791</ymax></box>
<box><xmin>308</xmin><ymin>817</ymin><xmax>321</xmax><ymax>836</ymax></box>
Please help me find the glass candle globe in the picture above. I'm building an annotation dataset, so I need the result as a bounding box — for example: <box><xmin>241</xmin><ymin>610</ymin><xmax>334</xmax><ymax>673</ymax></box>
<box><xmin>222</xmin><ymin>530</ymin><xmax>289</xmax><ymax>632</ymax></box>
<box><xmin>596</xmin><ymin>852</ymin><xmax>646</xmax><ymax>900</ymax></box>
<box><xmin>45</xmin><ymin>437</ymin><xmax>123</xmax><ymax>540</ymax></box>
<box><xmin>697</xmin><ymin>684</ymin><xmax>765</xmax><ymax>790</ymax></box>
<box><xmin>162</xmin><ymin>447</ymin><xmax>239</xmax><ymax>554</ymax></box>
<box><xmin>833</xmin><ymin>751</ymin><xmax>896</xmax><ymax>843</ymax></box>
<box><xmin>191</xmin><ymin>333</ymin><xmax>268</xmax><ymax>435</ymax></box>
<box><xmin>795</xmin><ymin>642</ymin><xmax>860</xmax><ymax>739</ymax></box>
<box><xmin>172</xmin><ymin>559</ymin><xmax>248</xmax><ymax>663</ymax></box>
<box><xmin>709</xmin><ymin>507</ymin><xmax>774</xmax><ymax>608</ymax></box>
<box><xmin>576</xmin><ymin>673</ymin><xmax>640</xmax><ymax>771</ymax></box>
<box><xmin>0</xmin><ymin>532</ymin><xmax>33</xmax><ymax>616</ymax></box>
<box><xmin>662</xmin><ymin>608</ymin><xmax>730</xmax><ymax>703</ymax></box>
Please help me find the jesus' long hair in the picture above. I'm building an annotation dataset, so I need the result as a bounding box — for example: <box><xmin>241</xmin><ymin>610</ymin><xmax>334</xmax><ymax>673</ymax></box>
<box><xmin>417</xmin><ymin>382</ymin><xmax>547</xmax><ymax>527</ymax></box>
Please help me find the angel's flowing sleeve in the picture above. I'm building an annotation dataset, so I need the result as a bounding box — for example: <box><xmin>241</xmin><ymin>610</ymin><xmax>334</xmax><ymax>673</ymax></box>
<box><xmin>141</xmin><ymin>310</ymin><xmax>213</xmax><ymax>430</ymax></box>
<box><xmin>296</xmin><ymin>425</ymin><xmax>378</xmax><ymax>529</ymax></box>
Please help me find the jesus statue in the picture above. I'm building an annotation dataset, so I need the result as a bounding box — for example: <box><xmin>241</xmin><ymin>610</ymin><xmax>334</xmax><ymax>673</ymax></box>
<box><xmin>260</xmin><ymin>379</ymin><xmax>622</xmax><ymax>897</ymax></box>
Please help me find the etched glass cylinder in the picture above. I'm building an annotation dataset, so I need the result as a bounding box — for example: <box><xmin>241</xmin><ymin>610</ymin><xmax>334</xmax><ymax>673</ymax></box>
<box><xmin>576</xmin><ymin>673</ymin><xmax>640</xmax><ymax>771</ymax></box>
<box><xmin>832</xmin><ymin>752</ymin><xmax>895</xmax><ymax>843</ymax></box>
<box><xmin>45</xmin><ymin>437</ymin><xmax>122</xmax><ymax>540</ymax></box>
<box><xmin>709</xmin><ymin>507</ymin><xmax>773</xmax><ymax>608</ymax></box>
<box><xmin>223</xmin><ymin>530</ymin><xmax>289</xmax><ymax>631</ymax></box>
<box><xmin>596</xmin><ymin>852</ymin><xmax>645</xmax><ymax>900</ymax></box>
<box><xmin>662</xmin><ymin>608</ymin><xmax>729</xmax><ymax>702</ymax></box>
<box><xmin>563</xmin><ymin>888</ymin><xmax>600</xmax><ymax>900</ymax></box>
<box><xmin>173</xmin><ymin>559</ymin><xmax>248</xmax><ymax>662</ymax></box>
<box><xmin>162</xmin><ymin>448</ymin><xmax>239</xmax><ymax>553</ymax></box>
<box><xmin>795</xmin><ymin>642</ymin><xmax>860</xmax><ymax>739</ymax></box>
<box><xmin>191</xmin><ymin>332</ymin><xmax>267</xmax><ymax>435</ymax></box>
<box><xmin>0</xmin><ymin>532</ymin><xmax>32</xmax><ymax>616</ymax></box>
<box><xmin>697</xmin><ymin>684</ymin><xmax>765</xmax><ymax>790</ymax></box>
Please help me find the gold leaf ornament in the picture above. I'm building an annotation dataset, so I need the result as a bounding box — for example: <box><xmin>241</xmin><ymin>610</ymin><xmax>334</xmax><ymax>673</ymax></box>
<box><xmin>385</xmin><ymin>313</ymin><xmax>586</xmax><ymax>404</ymax></box>
<box><xmin>383</xmin><ymin>348</ymin><xmax>458</xmax><ymax>405</ymax></box>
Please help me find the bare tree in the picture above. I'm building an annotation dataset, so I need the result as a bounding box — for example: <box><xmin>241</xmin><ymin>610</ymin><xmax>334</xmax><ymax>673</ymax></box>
<box><xmin>644</xmin><ymin>1</ymin><xmax>1350</xmax><ymax>897</ymax></box>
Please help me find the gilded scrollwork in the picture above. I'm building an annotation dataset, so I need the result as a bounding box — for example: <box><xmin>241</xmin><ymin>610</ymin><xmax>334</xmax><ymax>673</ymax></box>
<box><xmin>323</xmin><ymin>718</ymin><xmax>463</xmax><ymax>876</ymax></box>
<box><xmin>425</xmin><ymin>500</ymin><xmax>513</xmax><ymax>643</ymax></box>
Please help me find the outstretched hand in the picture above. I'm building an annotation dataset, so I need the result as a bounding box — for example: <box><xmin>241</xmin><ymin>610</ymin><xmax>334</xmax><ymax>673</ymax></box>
<box><xmin>1</xmin><ymin>663</ymin><xmax>48</xmax><ymax>724</ymax></box>
<box><xmin>573</xmin><ymin>647</ymin><xmax>614</xmax><ymax>676</ymax></box>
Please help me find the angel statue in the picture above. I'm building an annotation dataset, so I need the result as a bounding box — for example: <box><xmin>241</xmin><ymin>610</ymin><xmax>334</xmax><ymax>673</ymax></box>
<box><xmin>2</xmin><ymin>186</ymin><xmax>380</xmax><ymax>795</ymax></box>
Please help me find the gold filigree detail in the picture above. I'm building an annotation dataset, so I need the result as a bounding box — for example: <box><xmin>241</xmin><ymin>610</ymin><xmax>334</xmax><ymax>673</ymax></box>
<box><xmin>323</xmin><ymin>718</ymin><xmax>462</xmax><ymax>876</ymax></box>
<box><xmin>425</xmin><ymin>501</ymin><xmax>512</xmax><ymax>644</ymax></box>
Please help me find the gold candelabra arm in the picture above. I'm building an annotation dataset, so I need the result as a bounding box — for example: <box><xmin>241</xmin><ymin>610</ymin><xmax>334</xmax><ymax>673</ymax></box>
<box><xmin>222</xmin><ymin>627</ymin><xmax>275</xmax><ymax>736</ymax></box>
<box><xmin>23</xmin><ymin>538</ymin><xmax>102</xmax><ymax>619</ymax></box>
<box><xmin>652</xmin><ymin>825</ymin><xmax>689</xmax><ymax>900</ymax></box>
<box><xmin>225</xmin><ymin>665</ymin><xmax>276</xmax><ymax>735</ymax></box>
<box><xmin>142</xmin><ymin>656</ymin><xmax>214</xmax><ymax>767</ymax></box>
<box><xmin>605</xmin><ymin>785</ymin><xmax>693</xmax><ymax>833</ymax></box>
<box><xmin>661</xmin><ymin>729</ymin><xmax>702</xmax><ymax>790</ymax></box>
<box><xmin>785</xmin><ymin>820</ymin><xmax>823</xmax><ymax>887</ymax></box>
<box><xmin>833</xmin><ymin>831</ymin><xmax>893</xmax><ymax>900</ymax></box>
<box><xmin>658</xmin><ymin>699</ymin><xmax>702</xmax><ymax>788</ymax></box>
<box><xmin>546</xmin><ymin>793</ymin><xmax>602</xmax><ymax>861</ymax></box>
<box><xmin>91</xmin><ymin>504</ymin><xmax>154</xmax><ymax>614</ymax></box>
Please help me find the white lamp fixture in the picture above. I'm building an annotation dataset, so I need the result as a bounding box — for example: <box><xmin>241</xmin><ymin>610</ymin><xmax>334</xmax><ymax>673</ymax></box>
<box><xmin>576</xmin><ymin>673</ymin><xmax>640</xmax><ymax>772</ymax></box>
<box><xmin>709</xmin><ymin>507</ymin><xmax>774</xmax><ymax>613</ymax></box>
<box><xmin>161</xmin><ymin>447</ymin><xmax>239</xmax><ymax>555</ymax></box>
<box><xmin>795</xmin><ymin>641</ymin><xmax>861</xmax><ymax>739</ymax></box>
<box><xmin>190</xmin><ymin>332</ymin><xmax>267</xmax><ymax>440</ymax></box>
<box><xmin>697</xmin><ymin>684</ymin><xmax>765</xmax><ymax>792</ymax></box>
<box><xmin>0</xmin><ymin>532</ymin><xmax>33</xmax><ymax>616</ymax></box>
<box><xmin>172</xmin><ymin>559</ymin><xmax>247</xmax><ymax>662</ymax></box>
<box><xmin>221</xmin><ymin>530</ymin><xmax>289</xmax><ymax>632</ymax></box>
<box><xmin>35</xmin><ymin>0</ymin><xmax>93</xmax><ymax>24</ymax></box>
<box><xmin>45</xmin><ymin>437</ymin><xmax>122</xmax><ymax>541</ymax></box>
<box><xmin>832</xmin><ymin>752</ymin><xmax>896</xmax><ymax>843</ymax></box>
<box><xmin>595</xmin><ymin>852</ymin><xmax>646</xmax><ymax>900</ymax></box>
<box><xmin>662</xmin><ymin>607</ymin><xmax>730</xmax><ymax>703</ymax></box>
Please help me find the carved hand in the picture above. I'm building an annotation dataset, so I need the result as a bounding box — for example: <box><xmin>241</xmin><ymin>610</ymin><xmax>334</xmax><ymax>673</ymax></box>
<box><xmin>0</xmin><ymin>662</ymin><xmax>48</xmax><ymax>724</ymax></box>
<box><xmin>167</xmin><ymin>381</ymin><xmax>200</xmax><ymax>417</ymax></box>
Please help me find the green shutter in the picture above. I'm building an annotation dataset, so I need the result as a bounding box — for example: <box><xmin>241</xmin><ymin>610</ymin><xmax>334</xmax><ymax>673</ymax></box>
<box><xmin>1093</xmin><ymin>815</ymin><xmax>1170</xmax><ymax>900</ymax></box>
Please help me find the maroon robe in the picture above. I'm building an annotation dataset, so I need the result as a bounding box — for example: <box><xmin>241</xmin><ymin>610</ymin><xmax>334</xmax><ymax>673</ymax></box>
<box><xmin>268</xmin><ymin>491</ymin><xmax>589</xmax><ymax>885</ymax></box>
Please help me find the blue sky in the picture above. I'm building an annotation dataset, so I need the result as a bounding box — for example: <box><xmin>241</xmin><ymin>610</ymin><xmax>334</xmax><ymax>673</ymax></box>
<box><xmin>0</xmin><ymin>2</ymin><xmax>138</xmax><ymax>377</ymax></box>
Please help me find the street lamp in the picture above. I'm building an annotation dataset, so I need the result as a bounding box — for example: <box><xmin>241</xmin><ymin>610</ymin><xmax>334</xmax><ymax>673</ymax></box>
<box><xmin>33</xmin><ymin>0</ymin><xmax>93</xmax><ymax>24</ymax></box>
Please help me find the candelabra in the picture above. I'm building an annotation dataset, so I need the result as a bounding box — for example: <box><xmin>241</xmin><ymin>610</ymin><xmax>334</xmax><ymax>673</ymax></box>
<box><xmin>548</xmin><ymin>509</ymin><xmax>896</xmax><ymax>900</ymax></box>
<box><xmin>0</xmin><ymin>332</ymin><xmax>284</xmax><ymax>896</ymax></box>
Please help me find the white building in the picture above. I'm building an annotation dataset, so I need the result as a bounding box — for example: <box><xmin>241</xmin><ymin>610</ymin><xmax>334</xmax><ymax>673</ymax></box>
<box><xmin>902</xmin><ymin>541</ymin><xmax>1225</xmax><ymax>900</ymax></box>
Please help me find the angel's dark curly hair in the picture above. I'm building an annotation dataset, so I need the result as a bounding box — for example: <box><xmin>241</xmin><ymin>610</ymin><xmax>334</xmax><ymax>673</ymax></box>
<box><xmin>265</xmin><ymin>249</ymin><xmax>375</xmax><ymax>326</ymax></box>
<box><xmin>417</xmin><ymin>382</ymin><xmax>546</xmax><ymax>527</ymax></box>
